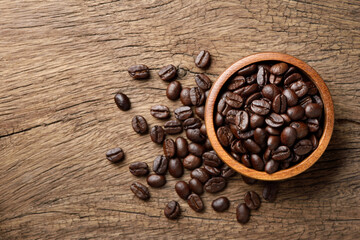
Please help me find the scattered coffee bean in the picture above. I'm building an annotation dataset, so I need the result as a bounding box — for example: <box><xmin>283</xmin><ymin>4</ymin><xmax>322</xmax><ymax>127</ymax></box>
<box><xmin>204</xmin><ymin>177</ymin><xmax>226</xmax><ymax>193</ymax></box>
<box><xmin>183</xmin><ymin>154</ymin><xmax>202</xmax><ymax>170</ymax></box>
<box><xmin>236</xmin><ymin>203</ymin><xmax>250</xmax><ymax>224</ymax></box>
<box><xmin>167</xmin><ymin>81</ymin><xmax>182</xmax><ymax>100</ymax></box>
<box><xmin>212</xmin><ymin>197</ymin><xmax>230</xmax><ymax>212</ymax></box>
<box><xmin>265</xmin><ymin>159</ymin><xmax>279</xmax><ymax>174</ymax></box>
<box><xmin>188</xmin><ymin>143</ymin><xmax>205</xmax><ymax>157</ymax></box>
<box><xmin>150</xmin><ymin>105</ymin><xmax>170</xmax><ymax>119</ymax></box>
<box><xmin>183</xmin><ymin>117</ymin><xmax>202</xmax><ymax>129</ymax></box>
<box><xmin>241</xmin><ymin>175</ymin><xmax>257</xmax><ymax>185</ymax></box>
<box><xmin>164</xmin><ymin>119</ymin><xmax>183</xmax><ymax>134</ymax></box>
<box><xmin>263</xmin><ymin>182</ymin><xmax>279</xmax><ymax>202</ymax></box>
<box><xmin>195</xmin><ymin>50</ymin><xmax>211</xmax><ymax>68</ymax></box>
<box><xmin>153</xmin><ymin>155</ymin><xmax>168</xmax><ymax>175</ymax></box>
<box><xmin>190</xmin><ymin>87</ymin><xmax>205</xmax><ymax>106</ymax></box>
<box><xmin>163</xmin><ymin>138</ymin><xmax>176</xmax><ymax>158</ymax></box>
<box><xmin>128</xmin><ymin>64</ymin><xmax>149</xmax><ymax>79</ymax></box>
<box><xmin>175</xmin><ymin>181</ymin><xmax>191</xmax><ymax>200</ymax></box>
<box><xmin>189</xmin><ymin>178</ymin><xmax>204</xmax><ymax>195</ymax></box>
<box><xmin>106</xmin><ymin>147</ymin><xmax>124</xmax><ymax>163</ymax></box>
<box><xmin>203</xmin><ymin>151</ymin><xmax>222</xmax><ymax>167</ymax></box>
<box><xmin>168</xmin><ymin>158</ymin><xmax>183</xmax><ymax>178</ymax></box>
<box><xmin>130</xmin><ymin>182</ymin><xmax>150</xmax><ymax>200</ymax></box>
<box><xmin>164</xmin><ymin>201</ymin><xmax>181</xmax><ymax>219</ymax></box>
<box><xmin>186</xmin><ymin>128</ymin><xmax>206</xmax><ymax>143</ymax></box>
<box><xmin>175</xmin><ymin>137</ymin><xmax>188</xmax><ymax>158</ymax></box>
<box><xmin>195</xmin><ymin>106</ymin><xmax>205</xmax><ymax>120</ymax></box>
<box><xmin>244</xmin><ymin>191</ymin><xmax>261</xmax><ymax>210</ymax></box>
<box><xmin>191</xmin><ymin>168</ymin><xmax>210</xmax><ymax>183</ymax></box>
<box><xmin>114</xmin><ymin>92</ymin><xmax>131</xmax><ymax>111</ymax></box>
<box><xmin>147</xmin><ymin>174</ymin><xmax>166</xmax><ymax>188</ymax></box>
<box><xmin>131</xmin><ymin>115</ymin><xmax>148</xmax><ymax>134</ymax></box>
<box><xmin>204</xmin><ymin>165</ymin><xmax>221</xmax><ymax>176</ymax></box>
<box><xmin>187</xmin><ymin>193</ymin><xmax>204</xmax><ymax>212</ymax></box>
<box><xmin>158</xmin><ymin>64</ymin><xmax>177</xmax><ymax>81</ymax></box>
<box><xmin>150</xmin><ymin>125</ymin><xmax>165</xmax><ymax>144</ymax></box>
<box><xmin>174</xmin><ymin>106</ymin><xmax>193</xmax><ymax>121</ymax></box>
<box><xmin>129</xmin><ymin>162</ymin><xmax>149</xmax><ymax>176</ymax></box>
<box><xmin>180</xmin><ymin>87</ymin><xmax>193</xmax><ymax>106</ymax></box>
<box><xmin>195</xmin><ymin>73</ymin><xmax>212</xmax><ymax>90</ymax></box>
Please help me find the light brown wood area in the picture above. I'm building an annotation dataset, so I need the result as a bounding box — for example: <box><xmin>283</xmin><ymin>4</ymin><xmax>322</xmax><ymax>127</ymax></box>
<box><xmin>0</xmin><ymin>0</ymin><xmax>359</xmax><ymax>239</ymax></box>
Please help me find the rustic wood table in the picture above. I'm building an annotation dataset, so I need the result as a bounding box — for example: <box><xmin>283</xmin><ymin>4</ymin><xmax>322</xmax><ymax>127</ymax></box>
<box><xmin>1</xmin><ymin>0</ymin><xmax>359</xmax><ymax>239</ymax></box>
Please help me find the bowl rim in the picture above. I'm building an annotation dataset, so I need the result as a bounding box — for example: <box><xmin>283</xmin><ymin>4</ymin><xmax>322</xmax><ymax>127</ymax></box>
<box><xmin>205</xmin><ymin>52</ymin><xmax>334</xmax><ymax>181</ymax></box>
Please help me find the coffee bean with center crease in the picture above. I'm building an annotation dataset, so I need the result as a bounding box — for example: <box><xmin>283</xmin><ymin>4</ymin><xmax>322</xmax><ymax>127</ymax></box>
<box><xmin>147</xmin><ymin>174</ymin><xmax>166</xmax><ymax>188</ymax></box>
<box><xmin>251</xmin><ymin>99</ymin><xmax>271</xmax><ymax>115</ymax></box>
<box><xmin>280</xmin><ymin>126</ymin><xmax>297</xmax><ymax>146</ymax></box>
<box><xmin>251</xmin><ymin>154</ymin><xmax>264</xmax><ymax>171</ymax></box>
<box><xmin>265</xmin><ymin>159</ymin><xmax>279</xmax><ymax>174</ymax></box>
<box><xmin>163</xmin><ymin>138</ymin><xmax>176</xmax><ymax>158</ymax></box>
<box><xmin>245</xmin><ymin>92</ymin><xmax>262</xmax><ymax>106</ymax></box>
<box><xmin>284</xmin><ymin>72</ymin><xmax>302</xmax><ymax>85</ymax></box>
<box><xmin>270</xmin><ymin>62</ymin><xmax>288</xmax><ymax>75</ymax></box>
<box><xmin>265</xmin><ymin>113</ymin><xmax>284</xmax><ymax>128</ymax></box>
<box><xmin>307</xmin><ymin>118</ymin><xmax>320</xmax><ymax>132</ymax></box>
<box><xmin>164</xmin><ymin>119</ymin><xmax>183</xmax><ymax>134</ymax></box>
<box><xmin>212</xmin><ymin>197</ymin><xmax>230</xmax><ymax>212</ymax></box>
<box><xmin>129</xmin><ymin>162</ymin><xmax>149</xmax><ymax>176</ymax></box>
<box><xmin>190</xmin><ymin>87</ymin><xmax>205</xmax><ymax>106</ymax></box>
<box><xmin>195</xmin><ymin>73</ymin><xmax>212</xmax><ymax>90</ymax></box>
<box><xmin>188</xmin><ymin>143</ymin><xmax>205</xmax><ymax>157</ymax></box>
<box><xmin>183</xmin><ymin>117</ymin><xmax>202</xmax><ymax>129</ymax></box>
<box><xmin>175</xmin><ymin>181</ymin><xmax>191</xmax><ymax>200</ymax></box>
<box><xmin>244</xmin><ymin>191</ymin><xmax>261</xmax><ymax>210</ymax></box>
<box><xmin>228</xmin><ymin>75</ymin><xmax>246</xmax><ymax>90</ymax></box>
<box><xmin>186</xmin><ymin>128</ymin><xmax>206</xmax><ymax>143</ymax></box>
<box><xmin>272</xmin><ymin>146</ymin><xmax>291</xmax><ymax>161</ymax></box>
<box><xmin>217</xmin><ymin>126</ymin><xmax>233</xmax><ymax>147</ymax></box>
<box><xmin>150</xmin><ymin>125</ymin><xmax>165</xmax><ymax>144</ymax></box>
<box><xmin>130</xmin><ymin>182</ymin><xmax>150</xmax><ymax>200</ymax></box>
<box><xmin>250</xmin><ymin>114</ymin><xmax>265</xmax><ymax>129</ymax></box>
<box><xmin>175</xmin><ymin>137</ymin><xmax>188</xmax><ymax>158</ymax></box>
<box><xmin>236</xmin><ymin>203</ymin><xmax>250</xmax><ymax>224</ymax></box>
<box><xmin>262</xmin><ymin>84</ymin><xmax>281</xmax><ymax>101</ymax></box>
<box><xmin>128</xmin><ymin>64</ymin><xmax>149</xmax><ymax>79</ymax></box>
<box><xmin>187</xmin><ymin>193</ymin><xmax>204</xmax><ymax>212</ymax></box>
<box><xmin>164</xmin><ymin>201</ymin><xmax>181</xmax><ymax>220</ymax></box>
<box><xmin>204</xmin><ymin>177</ymin><xmax>226</xmax><ymax>193</ymax></box>
<box><xmin>305</xmin><ymin>103</ymin><xmax>322</xmax><ymax>118</ymax></box>
<box><xmin>114</xmin><ymin>92</ymin><xmax>131</xmax><ymax>111</ymax></box>
<box><xmin>235</xmin><ymin>83</ymin><xmax>259</xmax><ymax>98</ymax></box>
<box><xmin>168</xmin><ymin>158</ymin><xmax>183</xmax><ymax>178</ymax></box>
<box><xmin>283</xmin><ymin>88</ymin><xmax>298</xmax><ymax>106</ymax></box>
<box><xmin>290</xmin><ymin>121</ymin><xmax>308</xmax><ymax>139</ymax></box>
<box><xmin>195</xmin><ymin>50</ymin><xmax>211</xmax><ymax>68</ymax></box>
<box><xmin>131</xmin><ymin>115</ymin><xmax>148</xmax><ymax>134</ymax></box>
<box><xmin>235</xmin><ymin>110</ymin><xmax>249</xmax><ymax>131</ymax></box>
<box><xmin>312</xmin><ymin>95</ymin><xmax>324</xmax><ymax>109</ymax></box>
<box><xmin>203</xmin><ymin>151</ymin><xmax>222</xmax><ymax>167</ymax></box>
<box><xmin>257</xmin><ymin>66</ymin><xmax>269</xmax><ymax>86</ymax></box>
<box><xmin>191</xmin><ymin>168</ymin><xmax>210</xmax><ymax>183</ymax></box>
<box><xmin>174</xmin><ymin>106</ymin><xmax>193</xmax><ymax>121</ymax></box>
<box><xmin>290</xmin><ymin>80</ymin><xmax>308</xmax><ymax>98</ymax></box>
<box><xmin>180</xmin><ymin>87</ymin><xmax>193</xmax><ymax>106</ymax></box>
<box><xmin>106</xmin><ymin>148</ymin><xmax>124</xmax><ymax>163</ymax></box>
<box><xmin>263</xmin><ymin>181</ymin><xmax>279</xmax><ymax>202</ymax></box>
<box><xmin>267</xmin><ymin>135</ymin><xmax>280</xmax><ymax>150</ymax></box>
<box><xmin>183</xmin><ymin>154</ymin><xmax>202</xmax><ymax>170</ymax></box>
<box><xmin>195</xmin><ymin>106</ymin><xmax>205</xmax><ymax>120</ymax></box>
<box><xmin>225</xmin><ymin>92</ymin><xmax>244</xmax><ymax>108</ymax></box>
<box><xmin>158</xmin><ymin>64</ymin><xmax>177</xmax><ymax>81</ymax></box>
<box><xmin>166</xmin><ymin>81</ymin><xmax>182</xmax><ymax>100</ymax></box>
<box><xmin>189</xmin><ymin>178</ymin><xmax>204</xmax><ymax>195</ymax></box>
<box><xmin>299</xmin><ymin>96</ymin><xmax>313</xmax><ymax>108</ymax></box>
<box><xmin>294</xmin><ymin>139</ymin><xmax>313</xmax><ymax>155</ymax></box>
<box><xmin>247</xmin><ymin>73</ymin><xmax>258</xmax><ymax>84</ymax></box>
<box><xmin>204</xmin><ymin>165</ymin><xmax>221</xmax><ymax>176</ymax></box>
<box><xmin>254</xmin><ymin>128</ymin><xmax>267</xmax><ymax>146</ymax></box>
<box><xmin>287</xmin><ymin>105</ymin><xmax>305</xmax><ymax>120</ymax></box>
<box><xmin>153</xmin><ymin>155</ymin><xmax>168</xmax><ymax>175</ymax></box>
<box><xmin>200</xmin><ymin>123</ymin><xmax>207</xmax><ymax>136</ymax></box>
<box><xmin>226</xmin><ymin>109</ymin><xmax>239</xmax><ymax>125</ymax></box>
<box><xmin>231</xmin><ymin>139</ymin><xmax>247</xmax><ymax>154</ymax></box>
<box><xmin>272</xmin><ymin>94</ymin><xmax>287</xmax><ymax>113</ymax></box>
<box><xmin>241</xmin><ymin>154</ymin><xmax>252</xmax><ymax>168</ymax></box>
<box><xmin>244</xmin><ymin>139</ymin><xmax>261</xmax><ymax>153</ymax></box>
<box><xmin>238</xmin><ymin>64</ymin><xmax>257</xmax><ymax>76</ymax></box>
<box><xmin>150</xmin><ymin>105</ymin><xmax>170</xmax><ymax>119</ymax></box>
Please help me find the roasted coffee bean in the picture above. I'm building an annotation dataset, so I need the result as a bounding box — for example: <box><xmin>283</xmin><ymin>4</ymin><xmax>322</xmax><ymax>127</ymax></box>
<box><xmin>228</xmin><ymin>75</ymin><xmax>246</xmax><ymax>90</ymax></box>
<box><xmin>130</xmin><ymin>182</ymin><xmax>150</xmax><ymax>200</ymax></box>
<box><xmin>287</xmin><ymin>105</ymin><xmax>305</xmax><ymax>120</ymax></box>
<box><xmin>265</xmin><ymin>113</ymin><xmax>284</xmax><ymax>128</ymax></box>
<box><xmin>150</xmin><ymin>125</ymin><xmax>165</xmax><ymax>144</ymax></box>
<box><xmin>164</xmin><ymin>119</ymin><xmax>183</xmax><ymax>134</ymax></box>
<box><xmin>204</xmin><ymin>138</ymin><xmax>213</xmax><ymax>151</ymax></box>
<box><xmin>190</xmin><ymin>87</ymin><xmax>205</xmax><ymax>106</ymax></box>
<box><xmin>238</xmin><ymin>130</ymin><xmax>255</xmax><ymax>140</ymax></box>
<box><xmin>242</xmin><ymin>175</ymin><xmax>257</xmax><ymax>185</ymax></box>
<box><xmin>307</xmin><ymin>118</ymin><xmax>320</xmax><ymax>132</ymax></box>
<box><xmin>263</xmin><ymin>182</ymin><xmax>278</xmax><ymax>202</ymax></box>
<box><xmin>175</xmin><ymin>137</ymin><xmax>188</xmax><ymax>158</ymax></box>
<box><xmin>241</xmin><ymin>154</ymin><xmax>252</xmax><ymax>168</ymax></box>
<box><xmin>221</xmin><ymin>164</ymin><xmax>236</xmax><ymax>178</ymax></box>
<box><xmin>257</xmin><ymin>66</ymin><xmax>268</xmax><ymax>86</ymax></box>
<box><xmin>204</xmin><ymin>165</ymin><xmax>221</xmax><ymax>176</ymax></box>
<box><xmin>280</xmin><ymin>159</ymin><xmax>291</xmax><ymax>170</ymax></box>
<box><xmin>246</xmin><ymin>73</ymin><xmax>258</xmax><ymax>84</ymax></box>
<box><xmin>168</xmin><ymin>158</ymin><xmax>183</xmax><ymax>178</ymax></box>
<box><xmin>195</xmin><ymin>73</ymin><xmax>212</xmax><ymax>90</ymax></box>
<box><xmin>217</xmin><ymin>97</ymin><xmax>227</xmax><ymax>114</ymax></box>
<box><xmin>235</xmin><ymin>83</ymin><xmax>259</xmax><ymax>98</ymax></box>
<box><xmin>189</xmin><ymin>178</ymin><xmax>204</xmax><ymax>195</ymax></box>
<box><xmin>191</xmin><ymin>168</ymin><xmax>210</xmax><ymax>183</ymax></box>
<box><xmin>106</xmin><ymin>148</ymin><xmax>124</xmax><ymax>163</ymax></box>
<box><xmin>225</xmin><ymin>92</ymin><xmax>244</xmax><ymax>108</ymax></box>
<box><xmin>272</xmin><ymin>146</ymin><xmax>291</xmax><ymax>161</ymax></box>
<box><xmin>312</xmin><ymin>95</ymin><xmax>324</xmax><ymax>109</ymax></box>
<box><xmin>147</xmin><ymin>174</ymin><xmax>166</xmax><ymax>188</ymax></box>
<box><xmin>290</xmin><ymin>121</ymin><xmax>308</xmax><ymax>139</ymax></box>
<box><xmin>262</xmin><ymin>84</ymin><xmax>280</xmax><ymax>101</ymax></box>
<box><xmin>187</xmin><ymin>193</ymin><xmax>204</xmax><ymax>212</ymax></box>
<box><xmin>183</xmin><ymin>117</ymin><xmax>202</xmax><ymax>129</ymax></box>
<box><xmin>225</xmin><ymin>109</ymin><xmax>239</xmax><ymax>125</ymax></box>
<box><xmin>294</xmin><ymin>139</ymin><xmax>313</xmax><ymax>155</ymax></box>
<box><xmin>114</xmin><ymin>92</ymin><xmax>131</xmax><ymax>111</ymax></box>
<box><xmin>299</xmin><ymin>96</ymin><xmax>313</xmax><ymax>108</ymax></box>
<box><xmin>254</xmin><ymin>128</ymin><xmax>267</xmax><ymax>146</ymax></box>
<box><xmin>186</xmin><ymin>128</ymin><xmax>206</xmax><ymax>143</ymax></box>
<box><xmin>306</xmin><ymin>81</ymin><xmax>318</xmax><ymax>95</ymax></box>
<box><xmin>269</xmin><ymin>74</ymin><xmax>282</xmax><ymax>85</ymax></box>
<box><xmin>150</xmin><ymin>105</ymin><xmax>170</xmax><ymax>119</ymax></box>
<box><xmin>231</xmin><ymin>139</ymin><xmax>247</xmax><ymax>154</ymax></box>
<box><xmin>315</xmin><ymin>127</ymin><xmax>323</xmax><ymax>139</ymax></box>
<box><xmin>132</xmin><ymin>115</ymin><xmax>148</xmax><ymax>134</ymax></box>
<box><xmin>267</xmin><ymin>135</ymin><xmax>280</xmax><ymax>150</ymax></box>
<box><xmin>128</xmin><ymin>64</ymin><xmax>149</xmax><ymax>79</ymax></box>
<box><xmin>183</xmin><ymin>154</ymin><xmax>202</xmax><ymax>170</ymax></box>
<box><xmin>212</xmin><ymin>197</ymin><xmax>230</xmax><ymax>212</ymax></box>
<box><xmin>284</xmin><ymin>72</ymin><xmax>302</xmax><ymax>85</ymax></box>
<box><xmin>188</xmin><ymin>143</ymin><xmax>205</xmax><ymax>157</ymax></box>
<box><xmin>280</xmin><ymin>126</ymin><xmax>297</xmax><ymax>146</ymax></box>
<box><xmin>243</xmin><ymin>139</ymin><xmax>261</xmax><ymax>153</ymax></box>
<box><xmin>166</xmin><ymin>80</ymin><xmax>182</xmax><ymax>100</ymax></box>
<box><xmin>305</xmin><ymin>103</ymin><xmax>322</xmax><ymax>118</ymax></box>
<box><xmin>263</xmin><ymin>148</ymin><xmax>272</xmax><ymax>162</ymax></box>
<box><xmin>163</xmin><ymin>138</ymin><xmax>176</xmax><ymax>158</ymax></box>
<box><xmin>174</xmin><ymin>106</ymin><xmax>193</xmax><ymax>121</ymax></box>
<box><xmin>175</xmin><ymin>181</ymin><xmax>191</xmax><ymax>199</ymax></box>
<box><xmin>158</xmin><ymin>64</ymin><xmax>177</xmax><ymax>81</ymax></box>
<box><xmin>202</xmin><ymin>151</ymin><xmax>222</xmax><ymax>167</ymax></box>
<box><xmin>280</xmin><ymin>113</ymin><xmax>292</xmax><ymax>125</ymax></box>
<box><xmin>217</xmin><ymin>126</ymin><xmax>233</xmax><ymax>147</ymax></box>
<box><xmin>310</xmin><ymin>134</ymin><xmax>319</xmax><ymax>149</ymax></box>
<box><xmin>272</xmin><ymin>94</ymin><xmax>287</xmax><ymax>113</ymax></box>
<box><xmin>231</xmin><ymin>151</ymin><xmax>241</xmax><ymax>161</ymax></box>
<box><xmin>245</xmin><ymin>92</ymin><xmax>262</xmax><ymax>106</ymax></box>
<box><xmin>265</xmin><ymin>126</ymin><xmax>281</xmax><ymax>135</ymax></box>
<box><xmin>250</xmin><ymin>114</ymin><xmax>265</xmax><ymax>129</ymax></box>
<box><xmin>238</xmin><ymin>64</ymin><xmax>257</xmax><ymax>76</ymax></box>
<box><xmin>235</xmin><ymin>111</ymin><xmax>249</xmax><ymax>131</ymax></box>
<box><xmin>129</xmin><ymin>162</ymin><xmax>149</xmax><ymax>176</ymax></box>
<box><xmin>164</xmin><ymin>201</ymin><xmax>181</xmax><ymax>220</ymax></box>
<box><xmin>251</xmin><ymin>99</ymin><xmax>271</xmax><ymax>115</ymax></box>
<box><xmin>290</xmin><ymin>80</ymin><xmax>308</xmax><ymax>98</ymax></box>
<box><xmin>180</xmin><ymin>87</ymin><xmax>192</xmax><ymax>106</ymax></box>
<box><xmin>236</xmin><ymin>203</ymin><xmax>250</xmax><ymax>224</ymax></box>
<box><xmin>284</xmin><ymin>66</ymin><xmax>297</xmax><ymax>78</ymax></box>
<box><xmin>195</xmin><ymin>106</ymin><xmax>205</xmax><ymax>120</ymax></box>
<box><xmin>200</xmin><ymin>123</ymin><xmax>207</xmax><ymax>136</ymax></box>
<box><xmin>195</xmin><ymin>50</ymin><xmax>211</xmax><ymax>68</ymax></box>
<box><xmin>265</xmin><ymin>159</ymin><xmax>279</xmax><ymax>174</ymax></box>
<box><xmin>283</xmin><ymin>88</ymin><xmax>298</xmax><ymax>106</ymax></box>
<box><xmin>153</xmin><ymin>155</ymin><xmax>168</xmax><ymax>175</ymax></box>
<box><xmin>244</xmin><ymin>191</ymin><xmax>261</xmax><ymax>210</ymax></box>
<box><xmin>251</xmin><ymin>154</ymin><xmax>264</xmax><ymax>171</ymax></box>
<box><xmin>270</xmin><ymin>62</ymin><xmax>288</xmax><ymax>75</ymax></box>
<box><xmin>204</xmin><ymin>177</ymin><xmax>226</xmax><ymax>193</ymax></box>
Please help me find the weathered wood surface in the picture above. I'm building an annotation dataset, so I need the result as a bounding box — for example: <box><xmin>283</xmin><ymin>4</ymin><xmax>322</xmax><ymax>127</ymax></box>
<box><xmin>0</xmin><ymin>0</ymin><xmax>359</xmax><ymax>239</ymax></box>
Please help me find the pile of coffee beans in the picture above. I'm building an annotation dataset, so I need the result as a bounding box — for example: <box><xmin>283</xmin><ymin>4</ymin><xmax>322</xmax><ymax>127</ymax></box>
<box><xmin>106</xmin><ymin>51</ymin><xmax>283</xmax><ymax>224</ymax></box>
<box><xmin>215</xmin><ymin>62</ymin><xmax>324</xmax><ymax>174</ymax></box>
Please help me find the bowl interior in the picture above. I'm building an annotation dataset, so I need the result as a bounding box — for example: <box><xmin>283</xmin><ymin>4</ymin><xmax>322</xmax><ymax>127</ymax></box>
<box><xmin>205</xmin><ymin>52</ymin><xmax>334</xmax><ymax>181</ymax></box>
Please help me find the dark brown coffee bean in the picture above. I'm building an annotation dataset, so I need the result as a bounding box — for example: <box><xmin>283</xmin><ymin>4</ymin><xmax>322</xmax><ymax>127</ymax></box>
<box><xmin>204</xmin><ymin>165</ymin><xmax>221</xmax><ymax>176</ymax></box>
<box><xmin>200</xmin><ymin>123</ymin><xmax>207</xmax><ymax>136</ymax></box>
<box><xmin>231</xmin><ymin>140</ymin><xmax>247</xmax><ymax>154</ymax></box>
<box><xmin>183</xmin><ymin>154</ymin><xmax>202</xmax><ymax>170</ymax></box>
<box><xmin>290</xmin><ymin>80</ymin><xmax>308</xmax><ymax>98</ymax></box>
<box><xmin>190</xmin><ymin>87</ymin><xmax>205</xmax><ymax>106</ymax></box>
<box><xmin>186</xmin><ymin>128</ymin><xmax>206</xmax><ymax>143</ymax></box>
<box><xmin>153</xmin><ymin>155</ymin><xmax>168</xmax><ymax>175</ymax></box>
<box><xmin>263</xmin><ymin>147</ymin><xmax>272</xmax><ymax>162</ymax></box>
<box><xmin>132</xmin><ymin>115</ymin><xmax>148</xmax><ymax>134</ymax></box>
<box><xmin>304</xmin><ymin>103</ymin><xmax>322</xmax><ymax>118</ymax></box>
<box><xmin>217</xmin><ymin>97</ymin><xmax>227</xmax><ymax>114</ymax></box>
<box><xmin>204</xmin><ymin>138</ymin><xmax>213</xmax><ymax>151</ymax></box>
<box><xmin>280</xmin><ymin>126</ymin><xmax>297</xmax><ymax>147</ymax></box>
<box><xmin>191</xmin><ymin>168</ymin><xmax>210</xmax><ymax>183</ymax></box>
<box><xmin>284</xmin><ymin>72</ymin><xmax>302</xmax><ymax>85</ymax></box>
<box><xmin>290</xmin><ymin>121</ymin><xmax>309</xmax><ymax>139</ymax></box>
<box><xmin>150</xmin><ymin>105</ymin><xmax>170</xmax><ymax>119</ymax></box>
<box><xmin>204</xmin><ymin>177</ymin><xmax>226</xmax><ymax>193</ymax></box>
<box><xmin>130</xmin><ymin>182</ymin><xmax>150</xmax><ymax>200</ymax></box>
<box><xmin>263</xmin><ymin>182</ymin><xmax>278</xmax><ymax>202</ymax></box>
<box><xmin>294</xmin><ymin>139</ymin><xmax>313</xmax><ymax>155</ymax></box>
<box><xmin>272</xmin><ymin>94</ymin><xmax>287</xmax><ymax>113</ymax></box>
<box><xmin>225</xmin><ymin>92</ymin><xmax>244</xmax><ymax>109</ymax></box>
<box><xmin>163</xmin><ymin>138</ymin><xmax>176</xmax><ymax>158</ymax></box>
<box><xmin>238</xmin><ymin>129</ymin><xmax>256</xmax><ymax>140</ymax></box>
<box><xmin>287</xmin><ymin>105</ymin><xmax>305</xmax><ymax>120</ymax></box>
<box><xmin>265</xmin><ymin>126</ymin><xmax>281</xmax><ymax>135</ymax></box>
<box><xmin>246</xmin><ymin>73</ymin><xmax>257</xmax><ymax>84</ymax></box>
<box><xmin>267</xmin><ymin>135</ymin><xmax>280</xmax><ymax>150</ymax></box>
<box><xmin>150</xmin><ymin>125</ymin><xmax>165</xmax><ymax>144</ymax></box>
<box><xmin>244</xmin><ymin>191</ymin><xmax>261</xmax><ymax>210</ymax></box>
<box><xmin>283</xmin><ymin>88</ymin><xmax>298</xmax><ymax>106</ymax></box>
<box><xmin>280</xmin><ymin>114</ymin><xmax>292</xmax><ymax>125</ymax></box>
<box><xmin>225</xmin><ymin>109</ymin><xmax>239</xmax><ymax>125</ymax></box>
<box><xmin>231</xmin><ymin>151</ymin><xmax>242</xmax><ymax>161</ymax></box>
<box><xmin>284</xmin><ymin>66</ymin><xmax>297</xmax><ymax>78</ymax></box>
<box><xmin>269</xmin><ymin>74</ymin><xmax>283</xmax><ymax>85</ymax></box>
<box><xmin>265</xmin><ymin>159</ymin><xmax>279</xmax><ymax>174</ymax></box>
<box><xmin>202</xmin><ymin>151</ymin><xmax>222</xmax><ymax>167</ymax></box>
<box><xmin>195</xmin><ymin>106</ymin><xmax>205</xmax><ymax>120</ymax></box>
<box><xmin>254</xmin><ymin>128</ymin><xmax>267</xmax><ymax>146</ymax></box>
<box><xmin>114</xmin><ymin>92</ymin><xmax>131</xmax><ymax>111</ymax></box>
<box><xmin>175</xmin><ymin>181</ymin><xmax>191</xmax><ymax>200</ymax></box>
<box><xmin>272</xmin><ymin>146</ymin><xmax>291</xmax><ymax>161</ymax></box>
<box><xmin>195</xmin><ymin>50</ymin><xmax>211</xmax><ymax>68</ymax></box>
<box><xmin>168</xmin><ymin>158</ymin><xmax>184</xmax><ymax>178</ymax></box>
<box><xmin>265</xmin><ymin>113</ymin><xmax>284</xmax><ymax>128</ymax></box>
<box><xmin>262</xmin><ymin>84</ymin><xmax>281</xmax><ymax>101</ymax></box>
<box><xmin>242</xmin><ymin>175</ymin><xmax>257</xmax><ymax>185</ymax></box>
<box><xmin>188</xmin><ymin>143</ymin><xmax>205</xmax><ymax>157</ymax></box>
<box><xmin>180</xmin><ymin>87</ymin><xmax>193</xmax><ymax>106</ymax></box>
<box><xmin>128</xmin><ymin>64</ymin><xmax>149</xmax><ymax>79</ymax></box>
<box><xmin>195</xmin><ymin>73</ymin><xmax>212</xmax><ymax>90</ymax></box>
<box><xmin>241</xmin><ymin>154</ymin><xmax>252</xmax><ymax>168</ymax></box>
<box><xmin>307</xmin><ymin>118</ymin><xmax>320</xmax><ymax>132</ymax></box>
<box><xmin>251</xmin><ymin>154</ymin><xmax>264</xmax><ymax>171</ymax></box>
<box><xmin>270</xmin><ymin>62</ymin><xmax>288</xmax><ymax>75</ymax></box>
<box><xmin>164</xmin><ymin>201</ymin><xmax>181</xmax><ymax>220</ymax></box>
<box><xmin>221</xmin><ymin>164</ymin><xmax>236</xmax><ymax>178</ymax></box>
<box><xmin>243</xmin><ymin>139</ymin><xmax>261</xmax><ymax>153</ymax></box>
<box><xmin>158</xmin><ymin>64</ymin><xmax>177</xmax><ymax>81</ymax></box>
<box><xmin>212</xmin><ymin>197</ymin><xmax>230</xmax><ymax>212</ymax></box>
<box><xmin>306</xmin><ymin>81</ymin><xmax>318</xmax><ymax>95</ymax></box>
<box><xmin>299</xmin><ymin>96</ymin><xmax>313</xmax><ymax>108</ymax></box>
<box><xmin>217</xmin><ymin>126</ymin><xmax>233</xmax><ymax>147</ymax></box>
<box><xmin>183</xmin><ymin>117</ymin><xmax>202</xmax><ymax>129</ymax></box>
<box><xmin>235</xmin><ymin>110</ymin><xmax>249</xmax><ymax>131</ymax></box>
<box><xmin>312</xmin><ymin>95</ymin><xmax>324</xmax><ymax>109</ymax></box>
<box><xmin>147</xmin><ymin>174</ymin><xmax>166</xmax><ymax>188</ymax></box>
<box><xmin>245</xmin><ymin>92</ymin><xmax>262</xmax><ymax>106</ymax></box>
<box><xmin>250</xmin><ymin>114</ymin><xmax>265</xmax><ymax>129</ymax></box>
<box><xmin>106</xmin><ymin>147</ymin><xmax>124</xmax><ymax>163</ymax></box>
<box><xmin>310</xmin><ymin>134</ymin><xmax>319</xmax><ymax>149</ymax></box>
<box><xmin>164</xmin><ymin>119</ymin><xmax>183</xmax><ymax>134</ymax></box>
<box><xmin>189</xmin><ymin>178</ymin><xmax>204</xmax><ymax>195</ymax></box>
<box><xmin>251</xmin><ymin>99</ymin><xmax>271</xmax><ymax>115</ymax></box>
<box><xmin>228</xmin><ymin>75</ymin><xmax>246</xmax><ymax>90</ymax></box>
<box><xmin>237</xmin><ymin>64</ymin><xmax>257</xmax><ymax>76</ymax></box>
<box><xmin>257</xmin><ymin>66</ymin><xmax>269</xmax><ymax>86</ymax></box>
<box><xmin>129</xmin><ymin>162</ymin><xmax>149</xmax><ymax>176</ymax></box>
<box><xmin>236</xmin><ymin>203</ymin><xmax>250</xmax><ymax>224</ymax></box>
<box><xmin>187</xmin><ymin>193</ymin><xmax>204</xmax><ymax>212</ymax></box>
<box><xmin>166</xmin><ymin>80</ymin><xmax>182</xmax><ymax>100</ymax></box>
<box><xmin>174</xmin><ymin>106</ymin><xmax>193</xmax><ymax>121</ymax></box>
<box><xmin>235</xmin><ymin>83</ymin><xmax>259</xmax><ymax>98</ymax></box>
<box><xmin>175</xmin><ymin>137</ymin><xmax>188</xmax><ymax>158</ymax></box>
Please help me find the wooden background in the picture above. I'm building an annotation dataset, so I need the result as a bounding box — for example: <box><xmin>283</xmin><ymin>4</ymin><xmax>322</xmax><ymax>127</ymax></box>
<box><xmin>1</xmin><ymin>0</ymin><xmax>359</xmax><ymax>239</ymax></box>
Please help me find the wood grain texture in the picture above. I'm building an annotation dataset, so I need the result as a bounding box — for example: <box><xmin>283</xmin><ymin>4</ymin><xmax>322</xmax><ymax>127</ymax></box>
<box><xmin>0</xmin><ymin>0</ymin><xmax>359</xmax><ymax>239</ymax></box>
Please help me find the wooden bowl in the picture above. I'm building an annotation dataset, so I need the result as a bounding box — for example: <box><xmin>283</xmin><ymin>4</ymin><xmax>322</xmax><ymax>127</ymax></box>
<box><xmin>205</xmin><ymin>52</ymin><xmax>334</xmax><ymax>181</ymax></box>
